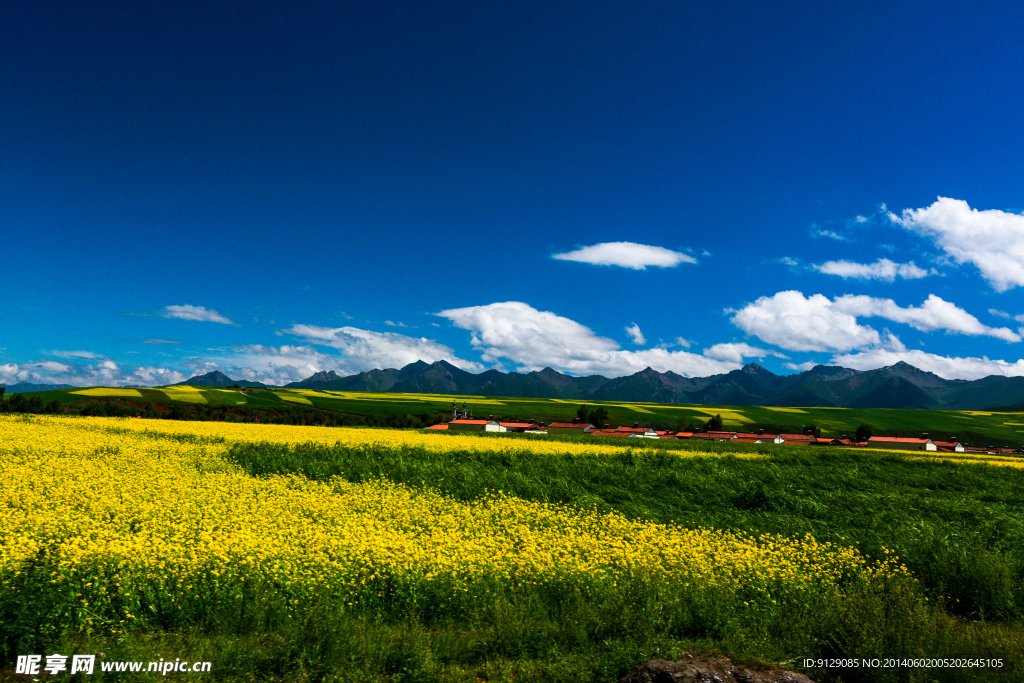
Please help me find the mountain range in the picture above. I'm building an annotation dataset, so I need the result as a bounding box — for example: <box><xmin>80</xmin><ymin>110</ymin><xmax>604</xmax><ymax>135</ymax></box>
<box><xmin>0</xmin><ymin>381</ymin><xmax>77</xmax><ymax>394</ymax></box>
<box><xmin>275</xmin><ymin>359</ymin><xmax>1024</xmax><ymax>411</ymax></box>
<box><xmin>11</xmin><ymin>361</ymin><xmax>1024</xmax><ymax>410</ymax></box>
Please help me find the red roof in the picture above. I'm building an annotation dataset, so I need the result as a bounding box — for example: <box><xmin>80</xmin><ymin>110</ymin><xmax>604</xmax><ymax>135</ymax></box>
<box><xmin>425</xmin><ymin>423</ymin><xmax>449</xmax><ymax>430</ymax></box>
<box><xmin>868</xmin><ymin>436</ymin><xmax>931</xmax><ymax>444</ymax></box>
<box><xmin>500</xmin><ymin>422</ymin><xmax>535</xmax><ymax>428</ymax></box>
<box><xmin>449</xmin><ymin>419</ymin><xmax>494</xmax><ymax>425</ymax></box>
<box><xmin>548</xmin><ymin>422</ymin><xmax>593</xmax><ymax>429</ymax></box>
<box><xmin>732</xmin><ymin>437</ymin><xmax>761</xmax><ymax>443</ymax></box>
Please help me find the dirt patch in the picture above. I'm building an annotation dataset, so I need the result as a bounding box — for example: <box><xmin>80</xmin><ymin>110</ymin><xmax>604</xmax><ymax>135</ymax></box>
<box><xmin>619</xmin><ymin>653</ymin><xmax>817</xmax><ymax>683</ymax></box>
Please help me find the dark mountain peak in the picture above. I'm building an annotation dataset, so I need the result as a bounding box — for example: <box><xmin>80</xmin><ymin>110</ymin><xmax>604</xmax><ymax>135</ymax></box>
<box><xmin>399</xmin><ymin>360</ymin><xmax>430</xmax><ymax>377</ymax></box>
<box><xmin>307</xmin><ymin>370</ymin><xmax>341</xmax><ymax>383</ymax></box>
<box><xmin>882</xmin><ymin>361</ymin><xmax>948</xmax><ymax>388</ymax></box>
<box><xmin>537</xmin><ymin>367</ymin><xmax>561</xmax><ymax>378</ymax></box>
<box><xmin>742</xmin><ymin>362</ymin><xmax>770</xmax><ymax>374</ymax></box>
<box><xmin>175</xmin><ymin>370</ymin><xmax>231</xmax><ymax>386</ymax></box>
<box><xmin>172</xmin><ymin>370</ymin><xmax>267</xmax><ymax>388</ymax></box>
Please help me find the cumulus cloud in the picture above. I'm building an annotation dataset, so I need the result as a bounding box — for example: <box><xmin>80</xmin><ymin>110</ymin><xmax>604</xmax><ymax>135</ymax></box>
<box><xmin>702</xmin><ymin>343</ymin><xmax>786</xmax><ymax>364</ymax></box>
<box><xmin>832</xmin><ymin>294</ymin><xmax>1020</xmax><ymax>342</ymax></box>
<box><xmin>730</xmin><ymin>291</ymin><xmax>1019</xmax><ymax>352</ymax></box>
<box><xmin>783</xmin><ymin>361</ymin><xmax>819</xmax><ymax>372</ymax></box>
<box><xmin>625</xmin><ymin>323</ymin><xmax>646</xmax><ymax>345</ymax></box>
<box><xmin>282</xmin><ymin>324</ymin><xmax>484</xmax><ymax>373</ymax></box>
<box><xmin>890</xmin><ymin>197</ymin><xmax>1024</xmax><ymax>291</ymax></box>
<box><xmin>552</xmin><ymin>242</ymin><xmax>697</xmax><ymax>270</ymax></box>
<box><xmin>437</xmin><ymin>301</ymin><xmax>739</xmax><ymax>377</ymax></box>
<box><xmin>831</xmin><ymin>336</ymin><xmax>1024</xmax><ymax>380</ymax></box>
<box><xmin>198</xmin><ymin>344</ymin><xmax>343</xmax><ymax>386</ymax></box>
<box><xmin>162</xmin><ymin>305</ymin><xmax>236</xmax><ymax>325</ymax></box>
<box><xmin>812</xmin><ymin>258</ymin><xmax>937</xmax><ymax>281</ymax></box>
<box><xmin>729</xmin><ymin>291</ymin><xmax>882</xmax><ymax>352</ymax></box>
<box><xmin>0</xmin><ymin>359</ymin><xmax>187</xmax><ymax>387</ymax></box>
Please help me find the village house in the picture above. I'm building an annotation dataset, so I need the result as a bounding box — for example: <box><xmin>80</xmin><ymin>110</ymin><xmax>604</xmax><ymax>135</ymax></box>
<box><xmin>867</xmin><ymin>436</ymin><xmax>934</xmax><ymax>451</ymax></box>
<box><xmin>547</xmin><ymin>418</ymin><xmax>596</xmax><ymax>435</ymax></box>
<box><xmin>448</xmin><ymin>418</ymin><xmax>506</xmax><ymax>432</ymax></box>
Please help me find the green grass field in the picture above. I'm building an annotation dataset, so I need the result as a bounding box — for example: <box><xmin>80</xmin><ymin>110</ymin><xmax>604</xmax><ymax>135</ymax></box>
<box><xmin>23</xmin><ymin>385</ymin><xmax>1024</xmax><ymax>446</ymax></box>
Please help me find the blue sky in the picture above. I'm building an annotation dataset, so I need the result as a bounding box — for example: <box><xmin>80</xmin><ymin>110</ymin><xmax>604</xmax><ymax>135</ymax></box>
<box><xmin>3</xmin><ymin>1</ymin><xmax>1024</xmax><ymax>386</ymax></box>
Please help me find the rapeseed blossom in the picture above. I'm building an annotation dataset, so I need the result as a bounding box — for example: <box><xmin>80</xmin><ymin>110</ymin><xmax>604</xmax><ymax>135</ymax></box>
<box><xmin>1</xmin><ymin>415</ymin><xmax>914</xmax><ymax>638</ymax></box>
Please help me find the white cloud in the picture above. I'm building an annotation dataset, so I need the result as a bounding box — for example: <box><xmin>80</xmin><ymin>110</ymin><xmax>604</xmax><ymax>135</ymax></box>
<box><xmin>890</xmin><ymin>197</ymin><xmax>1024</xmax><ymax>291</ymax></box>
<box><xmin>729</xmin><ymin>291</ymin><xmax>882</xmax><ymax>352</ymax></box>
<box><xmin>44</xmin><ymin>350</ymin><xmax>103</xmax><ymax>360</ymax></box>
<box><xmin>779</xmin><ymin>256</ymin><xmax>799</xmax><ymax>266</ymax></box>
<box><xmin>674</xmin><ymin>337</ymin><xmax>693</xmax><ymax>348</ymax></box>
<box><xmin>989</xmin><ymin>309</ymin><xmax>1024</xmax><ymax>324</ymax></box>
<box><xmin>783</xmin><ymin>361</ymin><xmax>819</xmax><ymax>372</ymax></box>
<box><xmin>625</xmin><ymin>323</ymin><xmax>646</xmax><ymax>345</ymax></box>
<box><xmin>137</xmin><ymin>339</ymin><xmax>183</xmax><ymax>345</ymax></box>
<box><xmin>812</xmin><ymin>258</ymin><xmax>936</xmax><ymax>281</ymax></box>
<box><xmin>855</xmin><ymin>215</ymin><xmax>869</xmax><ymax>224</ymax></box>
<box><xmin>282</xmin><ymin>324</ymin><xmax>484</xmax><ymax>373</ymax></box>
<box><xmin>702</xmin><ymin>342</ymin><xmax>785</xmax><ymax>364</ymax></box>
<box><xmin>0</xmin><ymin>359</ymin><xmax>187</xmax><ymax>387</ymax></box>
<box><xmin>831</xmin><ymin>336</ymin><xmax>1024</xmax><ymax>381</ymax></box>
<box><xmin>730</xmin><ymin>291</ymin><xmax>1020</xmax><ymax>352</ymax></box>
<box><xmin>199</xmin><ymin>344</ymin><xmax>341</xmax><ymax>385</ymax></box>
<box><xmin>813</xmin><ymin>229</ymin><xmax>848</xmax><ymax>241</ymax></box>
<box><xmin>438</xmin><ymin>301</ymin><xmax>739</xmax><ymax>377</ymax></box>
<box><xmin>162</xmin><ymin>305</ymin><xmax>235</xmax><ymax>325</ymax></box>
<box><xmin>552</xmin><ymin>242</ymin><xmax>697</xmax><ymax>270</ymax></box>
<box><xmin>832</xmin><ymin>294</ymin><xmax>1020</xmax><ymax>342</ymax></box>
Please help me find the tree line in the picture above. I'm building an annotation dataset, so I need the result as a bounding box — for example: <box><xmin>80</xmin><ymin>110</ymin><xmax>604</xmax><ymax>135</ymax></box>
<box><xmin>0</xmin><ymin>389</ymin><xmax>447</xmax><ymax>429</ymax></box>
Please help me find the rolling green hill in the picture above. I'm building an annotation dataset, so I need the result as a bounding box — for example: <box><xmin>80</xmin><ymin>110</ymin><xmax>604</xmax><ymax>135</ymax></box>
<box><xmin>9</xmin><ymin>384</ymin><xmax>1024</xmax><ymax>447</ymax></box>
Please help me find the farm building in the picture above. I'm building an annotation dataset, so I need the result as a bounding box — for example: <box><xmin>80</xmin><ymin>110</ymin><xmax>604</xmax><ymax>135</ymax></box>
<box><xmin>448</xmin><ymin>419</ymin><xmax>506</xmax><ymax>432</ymax></box>
<box><xmin>547</xmin><ymin>419</ymin><xmax>596</xmax><ymax>435</ymax></box>
<box><xmin>867</xmin><ymin>436</ymin><xmax>934</xmax><ymax>451</ymax></box>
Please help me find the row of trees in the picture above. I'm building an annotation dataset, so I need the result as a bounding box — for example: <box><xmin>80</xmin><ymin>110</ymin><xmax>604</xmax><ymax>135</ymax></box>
<box><xmin>575</xmin><ymin>404</ymin><xmax>609</xmax><ymax>427</ymax></box>
<box><xmin>0</xmin><ymin>391</ymin><xmax>63</xmax><ymax>415</ymax></box>
<box><xmin>0</xmin><ymin>391</ymin><xmax>446</xmax><ymax>429</ymax></box>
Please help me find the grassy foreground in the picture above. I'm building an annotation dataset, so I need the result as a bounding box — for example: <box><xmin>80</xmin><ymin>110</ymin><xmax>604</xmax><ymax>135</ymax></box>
<box><xmin>1</xmin><ymin>416</ymin><xmax>1022</xmax><ymax>682</ymax></box>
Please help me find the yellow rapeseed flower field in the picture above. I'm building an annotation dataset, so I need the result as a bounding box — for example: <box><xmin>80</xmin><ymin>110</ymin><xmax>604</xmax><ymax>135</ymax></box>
<box><xmin>0</xmin><ymin>415</ymin><xmax>912</xmax><ymax>638</ymax></box>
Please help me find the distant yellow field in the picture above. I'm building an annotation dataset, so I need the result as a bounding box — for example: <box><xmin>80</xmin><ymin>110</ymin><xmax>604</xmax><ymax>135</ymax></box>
<box><xmin>683</xmin><ymin>408</ymin><xmax>754</xmax><ymax>425</ymax></box>
<box><xmin>277</xmin><ymin>394</ymin><xmax>313</xmax><ymax>405</ymax></box>
<box><xmin>160</xmin><ymin>387</ymin><xmax>207</xmax><ymax>404</ymax></box>
<box><xmin>71</xmin><ymin>388</ymin><xmax>143</xmax><ymax>398</ymax></box>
